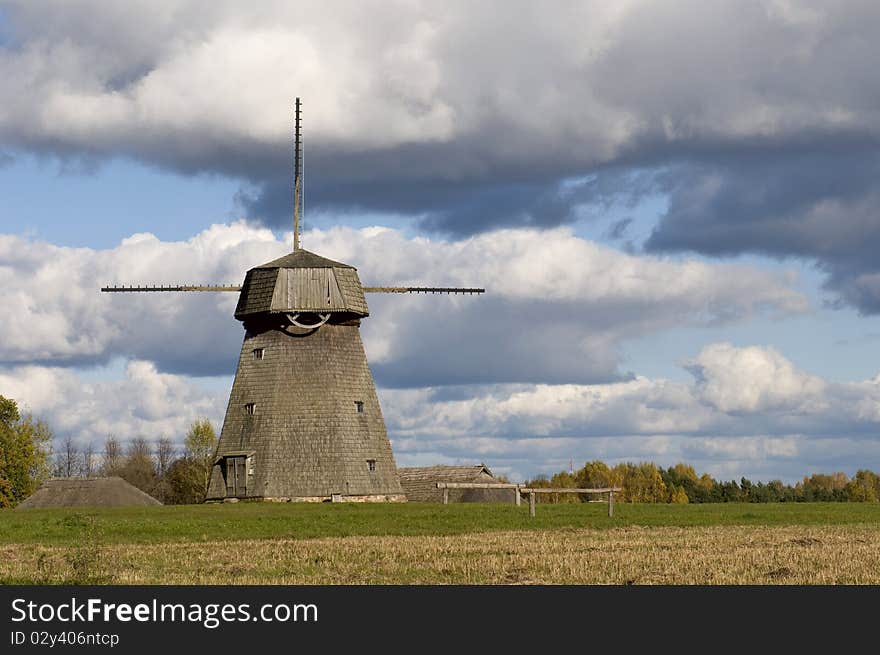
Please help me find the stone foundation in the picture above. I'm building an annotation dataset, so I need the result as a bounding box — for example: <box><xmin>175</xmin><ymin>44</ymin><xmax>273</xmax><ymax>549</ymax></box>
<box><xmin>208</xmin><ymin>494</ymin><xmax>407</xmax><ymax>504</ymax></box>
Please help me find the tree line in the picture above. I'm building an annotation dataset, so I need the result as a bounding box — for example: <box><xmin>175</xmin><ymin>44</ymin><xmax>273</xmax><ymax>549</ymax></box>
<box><xmin>0</xmin><ymin>394</ymin><xmax>218</xmax><ymax>507</ymax></box>
<box><xmin>525</xmin><ymin>460</ymin><xmax>880</xmax><ymax>503</ymax></box>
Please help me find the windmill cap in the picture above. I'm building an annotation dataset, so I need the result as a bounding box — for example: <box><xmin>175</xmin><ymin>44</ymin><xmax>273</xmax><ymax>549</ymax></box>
<box><xmin>235</xmin><ymin>248</ymin><xmax>369</xmax><ymax>319</ymax></box>
<box><xmin>253</xmin><ymin>249</ymin><xmax>355</xmax><ymax>270</ymax></box>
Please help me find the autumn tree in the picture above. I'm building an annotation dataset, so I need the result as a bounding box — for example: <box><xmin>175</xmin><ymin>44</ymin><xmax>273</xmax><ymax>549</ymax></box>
<box><xmin>614</xmin><ymin>462</ymin><xmax>667</xmax><ymax>503</ymax></box>
<box><xmin>0</xmin><ymin>395</ymin><xmax>52</xmax><ymax>507</ymax></box>
<box><xmin>575</xmin><ymin>460</ymin><xmax>618</xmax><ymax>489</ymax></box>
<box><xmin>846</xmin><ymin>470</ymin><xmax>879</xmax><ymax>502</ymax></box>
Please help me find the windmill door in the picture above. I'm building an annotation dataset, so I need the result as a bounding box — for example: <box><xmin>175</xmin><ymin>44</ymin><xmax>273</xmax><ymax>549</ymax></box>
<box><xmin>225</xmin><ymin>456</ymin><xmax>247</xmax><ymax>498</ymax></box>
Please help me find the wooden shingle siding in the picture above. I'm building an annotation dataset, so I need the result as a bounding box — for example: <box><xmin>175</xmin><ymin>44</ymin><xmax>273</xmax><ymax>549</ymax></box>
<box><xmin>235</xmin><ymin>268</ymin><xmax>279</xmax><ymax>316</ymax></box>
<box><xmin>334</xmin><ymin>268</ymin><xmax>370</xmax><ymax>315</ymax></box>
<box><xmin>206</xmin><ymin>322</ymin><xmax>404</xmax><ymax>501</ymax></box>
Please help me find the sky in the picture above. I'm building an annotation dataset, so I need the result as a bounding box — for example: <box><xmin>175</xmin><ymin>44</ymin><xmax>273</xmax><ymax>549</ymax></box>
<box><xmin>2</xmin><ymin>0</ymin><xmax>880</xmax><ymax>483</ymax></box>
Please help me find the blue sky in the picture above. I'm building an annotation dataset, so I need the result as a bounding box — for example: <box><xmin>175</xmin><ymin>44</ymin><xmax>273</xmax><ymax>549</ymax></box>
<box><xmin>3</xmin><ymin>1</ymin><xmax>880</xmax><ymax>483</ymax></box>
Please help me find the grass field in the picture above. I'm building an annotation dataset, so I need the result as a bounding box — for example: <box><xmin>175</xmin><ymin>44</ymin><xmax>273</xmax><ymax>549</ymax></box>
<box><xmin>2</xmin><ymin>502</ymin><xmax>879</xmax><ymax>584</ymax></box>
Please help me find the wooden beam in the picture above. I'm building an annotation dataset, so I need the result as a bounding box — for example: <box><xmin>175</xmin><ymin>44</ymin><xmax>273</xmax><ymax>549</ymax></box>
<box><xmin>436</xmin><ymin>482</ymin><xmax>520</xmax><ymax>489</ymax></box>
<box><xmin>529</xmin><ymin>491</ymin><xmax>536</xmax><ymax>518</ymax></box>
<box><xmin>363</xmin><ymin>287</ymin><xmax>485</xmax><ymax>295</ymax></box>
<box><xmin>519</xmin><ymin>487</ymin><xmax>622</xmax><ymax>494</ymax></box>
<box><xmin>101</xmin><ymin>285</ymin><xmax>241</xmax><ymax>292</ymax></box>
<box><xmin>442</xmin><ymin>487</ymin><xmax>449</xmax><ymax>505</ymax></box>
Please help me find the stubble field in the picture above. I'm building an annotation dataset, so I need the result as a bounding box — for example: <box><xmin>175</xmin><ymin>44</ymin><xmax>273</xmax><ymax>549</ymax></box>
<box><xmin>2</xmin><ymin>502</ymin><xmax>879</xmax><ymax>584</ymax></box>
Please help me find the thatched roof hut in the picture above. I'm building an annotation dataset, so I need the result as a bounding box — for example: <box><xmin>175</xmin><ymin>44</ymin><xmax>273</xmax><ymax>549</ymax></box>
<box><xmin>398</xmin><ymin>465</ymin><xmax>515</xmax><ymax>503</ymax></box>
<box><xmin>16</xmin><ymin>477</ymin><xmax>162</xmax><ymax>509</ymax></box>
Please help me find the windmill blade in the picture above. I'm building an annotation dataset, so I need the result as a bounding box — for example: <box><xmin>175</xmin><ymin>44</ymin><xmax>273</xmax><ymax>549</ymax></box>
<box><xmin>101</xmin><ymin>284</ymin><xmax>242</xmax><ymax>292</ymax></box>
<box><xmin>362</xmin><ymin>286</ymin><xmax>485</xmax><ymax>294</ymax></box>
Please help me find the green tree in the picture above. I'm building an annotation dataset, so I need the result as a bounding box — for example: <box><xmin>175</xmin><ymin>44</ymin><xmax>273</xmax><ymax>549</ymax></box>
<box><xmin>162</xmin><ymin>457</ymin><xmax>206</xmax><ymax>504</ymax></box>
<box><xmin>185</xmin><ymin>418</ymin><xmax>218</xmax><ymax>501</ymax></box>
<box><xmin>0</xmin><ymin>395</ymin><xmax>52</xmax><ymax>507</ymax></box>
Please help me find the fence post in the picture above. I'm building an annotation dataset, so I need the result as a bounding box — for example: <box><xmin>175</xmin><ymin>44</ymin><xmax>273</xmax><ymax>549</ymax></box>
<box><xmin>529</xmin><ymin>491</ymin><xmax>536</xmax><ymax>518</ymax></box>
<box><xmin>608</xmin><ymin>490</ymin><xmax>614</xmax><ymax>517</ymax></box>
<box><xmin>442</xmin><ymin>487</ymin><xmax>449</xmax><ymax>505</ymax></box>
<box><xmin>514</xmin><ymin>485</ymin><xmax>521</xmax><ymax>507</ymax></box>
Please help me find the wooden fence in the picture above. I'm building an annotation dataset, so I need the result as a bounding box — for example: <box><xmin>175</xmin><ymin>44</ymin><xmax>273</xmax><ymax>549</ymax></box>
<box><xmin>435</xmin><ymin>483</ymin><xmax>623</xmax><ymax>517</ymax></box>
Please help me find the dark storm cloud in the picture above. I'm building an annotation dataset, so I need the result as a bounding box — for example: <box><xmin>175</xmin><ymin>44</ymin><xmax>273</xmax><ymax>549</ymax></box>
<box><xmin>645</xmin><ymin>145</ymin><xmax>880</xmax><ymax>313</ymax></box>
<box><xmin>237</xmin><ymin>164</ymin><xmax>655</xmax><ymax>236</ymax></box>
<box><xmin>5</xmin><ymin>1</ymin><xmax>880</xmax><ymax>308</ymax></box>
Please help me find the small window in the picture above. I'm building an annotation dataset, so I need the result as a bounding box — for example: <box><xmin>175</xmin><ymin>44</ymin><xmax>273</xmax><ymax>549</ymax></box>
<box><xmin>245</xmin><ymin>402</ymin><xmax>256</xmax><ymax>415</ymax></box>
<box><xmin>253</xmin><ymin>348</ymin><xmax>265</xmax><ymax>360</ymax></box>
<box><xmin>355</xmin><ymin>401</ymin><xmax>364</xmax><ymax>414</ymax></box>
<box><xmin>367</xmin><ymin>459</ymin><xmax>376</xmax><ymax>472</ymax></box>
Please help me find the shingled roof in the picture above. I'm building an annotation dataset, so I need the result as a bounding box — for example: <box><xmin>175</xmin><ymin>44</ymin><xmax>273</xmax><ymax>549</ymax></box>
<box><xmin>235</xmin><ymin>249</ymin><xmax>369</xmax><ymax>318</ymax></box>
<box><xmin>255</xmin><ymin>249</ymin><xmax>353</xmax><ymax>270</ymax></box>
<box><xmin>16</xmin><ymin>477</ymin><xmax>162</xmax><ymax>509</ymax></box>
<box><xmin>398</xmin><ymin>464</ymin><xmax>514</xmax><ymax>503</ymax></box>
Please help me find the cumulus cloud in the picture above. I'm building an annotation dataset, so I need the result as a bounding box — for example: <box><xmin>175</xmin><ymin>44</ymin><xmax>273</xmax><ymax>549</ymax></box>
<box><xmin>685</xmin><ymin>342</ymin><xmax>827</xmax><ymax>414</ymax></box>
<box><xmin>2</xmin><ymin>2</ymin><xmax>880</xmax><ymax>229</ymax></box>
<box><xmin>4</xmin><ymin>1</ymin><xmax>880</xmax><ymax>311</ymax></box>
<box><xmin>383</xmin><ymin>342</ymin><xmax>880</xmax><ymax>480</ymax></box>
<box><xmin>4</xmin><ymin>342</ymin><xmax>878</xmax><ymax>482</ymax></box>
<box><xmin>0</xmin><ymin>360</ymin><xmax>226</xmax><ymax>447</ymax></box>
<box><xmin>0</xmin><ymin>223</ymin><xmax>807</xmax><ymax>384</ymax></box>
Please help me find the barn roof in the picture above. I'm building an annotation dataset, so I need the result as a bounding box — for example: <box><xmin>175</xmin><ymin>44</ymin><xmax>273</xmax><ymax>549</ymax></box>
<box><xmin>398</xmin><ymin>465</ymin><xmax>494</xmax><ymax>483</ymax></box>
<box><xmin>398</xmin><ymin>465</ymin><xmax>510</xmax><ymax>503</ymax></box>
<box><xmin>16</xmin><ymin>477</ymin><xmax>162</xmax><ymax>509</ymax></box>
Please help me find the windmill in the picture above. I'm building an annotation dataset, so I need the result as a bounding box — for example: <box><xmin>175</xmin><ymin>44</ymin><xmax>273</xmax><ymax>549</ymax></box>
<box><xmin>102</xmin><ymin>99</ymin><xmax>484</xmax><ymax>502</ymax></box>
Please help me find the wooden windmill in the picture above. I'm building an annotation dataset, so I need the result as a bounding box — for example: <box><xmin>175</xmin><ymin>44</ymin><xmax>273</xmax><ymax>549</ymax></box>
<box><xmin>102</xmin><ymin>99</ymin><xmax>484</xmax><ymax>502</ymax></box>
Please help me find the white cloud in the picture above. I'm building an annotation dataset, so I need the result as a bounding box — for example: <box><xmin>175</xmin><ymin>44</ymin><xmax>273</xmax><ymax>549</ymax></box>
<box><xmin>0</xmin><ymin>223</ymin><xmax>807</xmax><ymax>385</ymax></box>
<box><xmin>0</xmin><ymin>360</ymin><xmax>226</xmax><ymax>447</ymax></box>
<box><xmin>3</xmin><ymin>341</ymin><xmax>879</xmax><ymax>482</ymax></box>
<box><xmin>380</xmin><ymin>342</ymin><xmax>880</xmax><ymax>479</ymax></box>
<box><xmin>2</xmin><ymin>1</ymin><xmax>879</xmax><ymax>178</ymax></box>
<box><xmin>685</xmin><ymin>342</ymin><xmax>827</xmax><ymax>413</ymax></box>
<box><xmin>383</xmin><ymin>343</ymin><xmax>880</xmax><ymax>442</ymax></box>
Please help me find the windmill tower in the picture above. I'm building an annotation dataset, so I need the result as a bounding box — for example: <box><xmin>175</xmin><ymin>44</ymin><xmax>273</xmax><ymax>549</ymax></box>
<box><xmin>102</xmin><ymin>99</ymin><xmax>484</xmax><ymax>502</ymax></box>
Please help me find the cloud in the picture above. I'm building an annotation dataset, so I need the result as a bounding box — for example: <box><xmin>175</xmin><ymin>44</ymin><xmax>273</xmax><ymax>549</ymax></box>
<box><xmin>4</xmin><ymin>342</ymin><xmax>878</xmax><ymax>482</ymax></box>
<box><xmin>0</xmin><ymin>360</ymin><xmax>226</xmax><ymax>447</ymax></box>
<box><xmin>0</xmin><ymin>223</ymin><xmax>807</xmax><ymax>384</ymax></box>
<box><xmin>383</xmin><ymin>342</ymin><xmax>880</xmax><ymax>480</ymax></box>
<box><xmin>644</xmin><ymin>151</ymin><xmax>880</xmax><ymax>314</ymax></box>
<box><xmin>383</xmin><ymin>342</ymin><xmax>880</xmax><ymax>442</ymax></box>
<box><xmin>3</xmin><ymin>1</ymin><xmax>880</xmax><ymax>236</ymax></box>
<box><xmin>685</xmin><ymin>342</ymin><xmax>827</xmax><ymax>414</ymax></box>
